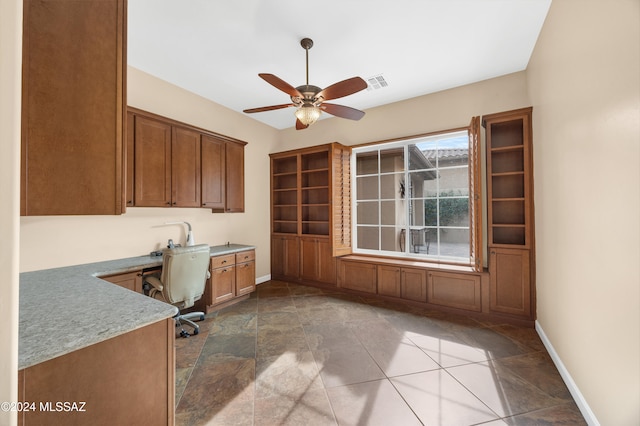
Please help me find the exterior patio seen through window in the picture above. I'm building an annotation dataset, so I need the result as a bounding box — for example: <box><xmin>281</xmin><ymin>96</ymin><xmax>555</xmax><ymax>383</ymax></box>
<box><xmin>353</xmin><ymin>130</ymin><xmax>471</xmax><ymax>262</ymax></box>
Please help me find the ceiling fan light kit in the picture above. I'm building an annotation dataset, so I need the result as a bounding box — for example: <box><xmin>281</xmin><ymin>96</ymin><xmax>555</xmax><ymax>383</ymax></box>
<box><xmin>243</xmin><ymin>37</ymin><xmax>367</xmax><ymax>130</ymax></box>
<box><xmin>294</xmin><ymin>104</ymin><xmax>322</xmax><ymax>126</ymax></box>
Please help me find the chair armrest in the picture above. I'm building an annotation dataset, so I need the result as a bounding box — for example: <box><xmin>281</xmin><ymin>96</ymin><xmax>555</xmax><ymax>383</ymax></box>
<box><xmin>144</xmin><ymin>275</ymin><xmax>163</xmax><ymax>292</ymax></box>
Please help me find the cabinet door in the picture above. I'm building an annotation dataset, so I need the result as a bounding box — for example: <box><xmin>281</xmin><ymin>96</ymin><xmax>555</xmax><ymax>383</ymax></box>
<box><xmin>101</xmin><ymin>271</ymin><xmax>143</xmax><ymax>294</ymax></box>
<box><xmin>225</xmin><ymin>141</ymin><xmax>245</xmax><ymax>212</ymax></box>
<box><xmin>300</xmin><ymin>238</ymin><xmax>318</xmax><ymax>282</ymax></box>
<box><xmin>210</xmin><ymin>265</ymin><xmax>236</xmax><ymax>305</ymax></box>
<box><xmin>21</xmin><ymin>0</ymin><xmax>125</xmax><ymax>215</ymax></box>
<box><xmin>134</xmin><ymin>116</ymin><xmax>172</xmax><ymax>207</ymax></box>
<box><xmin>377</xmin><ymin>265</ymin><xmax>401</xmax><ymax>298</ymax></box>
<box><xmin>171</xmin><ymin>127</ymin><xmax>201</xmax><ymax>207</ymax></box>
<box><xmin>427</xmin><ymin>271</ymin><xmax>481</xmax><ymax>312</ymax></box>
<box><xmin>201</xmin><ymin>134</ymin><xmax>226</xmax><ymax>210</ymax></box>
<box><xmin>316</xmin><ymin>238</ymin><xmax>336</xmax><ymax>284</ymax></box>
<box><xmin>338</xmin><ymin>260</ymin><xmax>377</xmax><ymax>294</ymax></box>
<box><xmin>236</xmin><ymin>261</ymin><xmax>256</xmax><ymax>296</ymax></box>
<box><xmin>271</xmin><ymin>236</ymin><xmax>299</xmax><ymax>279</ymax></box>
<box><xmin>489</xmin><ymin>248</ymin><xmax>531</xmax><ymax>317</ymax></box>
<box><xmin>300</xmin><ymin>238</ymin><xmax>336</xmax><ymax>285</ymax></box>
<box><xmin>401</xmin><ymin>268</ymin><xmax>427</xmax><ymax>302</ymax></box>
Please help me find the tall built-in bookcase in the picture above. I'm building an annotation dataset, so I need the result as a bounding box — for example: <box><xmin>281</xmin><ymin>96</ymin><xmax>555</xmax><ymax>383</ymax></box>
<box><xmin>271</xmin><ymin>143</ymin><xmax>351</xmax><ymax>285</ymax></box>
<box><xmin>484</xmin><ymin>107</ymin><xmax>535</xmax><ymax>319</ymax></box>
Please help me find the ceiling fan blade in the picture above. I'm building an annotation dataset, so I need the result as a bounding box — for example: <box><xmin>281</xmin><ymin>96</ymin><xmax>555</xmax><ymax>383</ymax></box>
<box><xmin>259</xmin><ymin>73</ymin><xmax>302</xmax><ymax>98</ymax></box>
<box><xmin>243</xmin><ymin>103</ymin><xmax>294</xmax><ymax>114</ymax></box>
<box><xmin>317</xmin><ymin>77</ymin><xmax>367</xmax><ymax>101</ymax></box>
<box><xmin>321</xmin><ymin>103</ymin><xmax>365</xmax><ymax>121</ymax></box>
<box><xmin>295</xmin><ymin>118</ymin><xmax>309</xmax><ymax>130</ymax></box>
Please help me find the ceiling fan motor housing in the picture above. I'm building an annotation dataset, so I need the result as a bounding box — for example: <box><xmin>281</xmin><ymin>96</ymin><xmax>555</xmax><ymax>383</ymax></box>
<box><xmin>292</xmin><ymin>84</ymin><xmax>323</xmax><ymax>106</ymax></box>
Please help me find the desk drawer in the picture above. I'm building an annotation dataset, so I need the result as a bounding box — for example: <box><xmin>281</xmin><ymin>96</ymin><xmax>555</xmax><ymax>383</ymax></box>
<box><xmin>236</xmin><ymin>250</ymin><xmax>255</xmax><ymax>264</ymax></box>
<box><xmin>211</xmin><ymin>254</ymin><xmax>235</xmax><ymax>269</ymax></box>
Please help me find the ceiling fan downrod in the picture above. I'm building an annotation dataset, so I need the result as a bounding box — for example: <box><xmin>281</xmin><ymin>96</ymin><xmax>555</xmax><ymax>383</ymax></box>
<box><xmin>300</xmin><ymin>38</ymin><xmax>313</xmax><ymax>86</ymax></box>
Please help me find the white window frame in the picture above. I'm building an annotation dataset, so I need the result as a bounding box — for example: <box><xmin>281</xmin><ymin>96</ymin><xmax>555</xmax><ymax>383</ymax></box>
<box><xmin>351</xmin><ymin>128</ymin><xmax>479</xmax><ymax>266</ymax></box>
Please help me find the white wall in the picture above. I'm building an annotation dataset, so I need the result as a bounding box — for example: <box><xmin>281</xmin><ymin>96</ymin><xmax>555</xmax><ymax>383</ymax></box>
<box><xmin>0</xmin><ymin>0</ymin><xmax>21</xmax><ymax>424</ymax></box>
<box><xmin>527</xmin><ymin>1</ymin><xmax>640</xmax><ymax>424</ymax></box>
<box><xmin>19</xmin><ymin>68</ymin><xmax>280</xmax><ymax>282</ymax></box>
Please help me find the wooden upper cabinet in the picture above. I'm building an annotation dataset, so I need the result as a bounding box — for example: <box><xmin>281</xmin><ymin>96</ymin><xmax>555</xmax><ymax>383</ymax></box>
<box><xmin>225</xmin><ymin>141</ymin><xmax>245</xmax><ymax>213</ymax></box>
<box><xmin>134</xmin><ymin>116</ymin><xmax>172</xmax><ymax>207</ymax></box>
<box><xmin>171</xmin><ymin>127</ymin><xmax>201</xmax><ymax>207</ymax></box>
<box><xmin>127</xmin><ymin>108</ymin><xmax>246</xmax><ymax>212</ymax></box>
<box><xmin>125</xmin><ymin>112</ymin><xmax>135</xmax><ymax>208</ymax></box>
<box><xmin>21</xmin><ymin>0</ymin><xmax>126</xmax><ymax>215</ymax></box>
<box><xmin>201</xmin><ymin>135</ymin><xmax>226</xmax><ymax>210</ymax></box>
<box><xmin>134</xmin><ymin>119</ymin><xmax>201</xmax><ymax>207</ymax></box>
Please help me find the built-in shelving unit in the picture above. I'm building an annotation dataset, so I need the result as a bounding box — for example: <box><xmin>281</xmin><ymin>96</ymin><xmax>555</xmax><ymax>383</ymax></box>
<box><xmin>484</xmin><ymin>107</ymin><xmax>535</xmax><ymax>320</ymax></box>
<box><xmin>270</xmin><ymin>143</ymin><xmax>352</xmax><ymax>285</ymax></box>
<box><xmin>487</xmin><ymin>117</ymin><xmax>530</xmax><ymax>247</ymax></box>
<box><xmin>301</xmin><ymin>151</ymin><xmax>330</xmax><ymax>236</ymax></box>
<box><xmin>271</xmin><ymin>156</ymin><xmax>299</xmax><ymax>234</ymax></box>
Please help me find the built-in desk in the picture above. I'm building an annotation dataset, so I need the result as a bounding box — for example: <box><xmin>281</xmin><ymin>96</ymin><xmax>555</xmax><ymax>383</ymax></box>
<box><xmin>17</xmin><ymin>243</ymin><xmax>254</xmax><ymax>425</ymax></box>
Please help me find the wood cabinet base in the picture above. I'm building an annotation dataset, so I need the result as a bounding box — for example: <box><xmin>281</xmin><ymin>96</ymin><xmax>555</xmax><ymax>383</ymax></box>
<box><xmin>18</xmin><ymin>319</ymin><xmax>175</xmax><ymax>425</ymax></box>
<box><xmin>333</xmin><ymin>256</ymin><xmax>532</xmax><ymax>327</ymax></box>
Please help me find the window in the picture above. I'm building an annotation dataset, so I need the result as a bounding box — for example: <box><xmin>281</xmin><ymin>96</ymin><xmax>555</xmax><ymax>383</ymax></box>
<box><xmin>352</xmin><ymin>122</ymin><xmax>481</xmax><ymax>268</ymax></box>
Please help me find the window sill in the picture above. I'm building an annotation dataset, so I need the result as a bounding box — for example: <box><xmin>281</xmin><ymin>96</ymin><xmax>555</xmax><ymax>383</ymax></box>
<box><xmin>338</xmin><ymin>254</ymin><xmax>485</xmax><ymax>274</ymax></box>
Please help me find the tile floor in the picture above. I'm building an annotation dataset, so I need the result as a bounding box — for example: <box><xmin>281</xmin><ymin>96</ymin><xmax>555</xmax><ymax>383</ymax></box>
<box><xmin>174</xmin><ymin>280</ymin><xmax>586</xmax><ymax>425</ymax></box>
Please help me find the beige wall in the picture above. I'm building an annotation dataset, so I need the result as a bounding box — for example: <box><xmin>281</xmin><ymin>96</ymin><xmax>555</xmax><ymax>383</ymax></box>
<box><xmin>0</xmin><ymin>0</ymin><xmax>21</xmax><ymax>423</ymax></box>
<box><xmin>527</xmin><ymin>0</ymin><xmax>640</xmax><ymax>424</ymax></box>
<box><xmin>19</xmin><ymin>68</ymin><xmax>279</xmax><ymax>281</ymax></box>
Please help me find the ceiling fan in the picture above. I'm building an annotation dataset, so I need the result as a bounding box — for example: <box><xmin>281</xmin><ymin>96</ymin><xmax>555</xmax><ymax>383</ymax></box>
<box><xmin>243</xmin><ymin>37</ymin><xmax>368</xmax><ymax>130</ymax></box>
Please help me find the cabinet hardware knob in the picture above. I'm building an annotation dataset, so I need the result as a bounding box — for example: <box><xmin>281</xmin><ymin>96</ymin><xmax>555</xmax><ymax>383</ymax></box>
<box><xmin>222</xmin><ymin>260</ymin><xmax>227</xmax><ymax>264</ymax></box>
<box><xmin>166</xmin><ymin>202</ymin><xmax>171</xmax><ymax>205</ymax></box>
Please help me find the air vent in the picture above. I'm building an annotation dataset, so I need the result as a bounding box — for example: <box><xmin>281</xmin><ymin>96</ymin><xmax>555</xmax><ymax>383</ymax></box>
<box><xmin>366</xmin><ymin>74</ymin><xmax>388</xmax><ymax>91</ymax></box>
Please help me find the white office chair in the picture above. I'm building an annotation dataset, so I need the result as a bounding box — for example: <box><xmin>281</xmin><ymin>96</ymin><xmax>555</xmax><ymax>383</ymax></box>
<box><xmin>144</xmin><ymin>244</ymin><xmax>211</xmax><ymax>337</ymax></box>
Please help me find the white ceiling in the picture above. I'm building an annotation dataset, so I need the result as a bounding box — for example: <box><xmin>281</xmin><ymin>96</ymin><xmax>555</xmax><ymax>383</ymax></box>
<box><xmin>128</xmin><ymin>0</ymin><xmax>551</xmax><ymax>130</ymax></box>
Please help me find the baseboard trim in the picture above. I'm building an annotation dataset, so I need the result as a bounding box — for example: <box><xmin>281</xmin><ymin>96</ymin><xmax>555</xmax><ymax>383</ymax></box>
<box><xmin>256</xmin><ymin>274</ymin><xmax>271</xmax><ymax>285</ymax></box>
<box><xmin>535</xmin><ymin>320</ymin><xmax>600</xmax><ymax>426</ymax></box>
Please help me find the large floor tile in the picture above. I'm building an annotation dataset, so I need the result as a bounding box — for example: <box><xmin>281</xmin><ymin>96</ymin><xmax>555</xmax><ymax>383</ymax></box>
<box><xmin>313</xmin><ymin>345</ymin><xmax>386</xmax><ymax>388</ymax></box>
<box><xmin>208</xmin><ymin>312</ymin><xmax>257</xmax><ymax>336</ymax></box>
<box><xmin>254</xmin><ymin>388</ymin><xmax>337</xmax><ymax>426</ymax></box>
<box><xmin>256</xmin><ymin>324</ymin><xmax>309</xmax><ymax>358</ymax></box>
<box><xmin>326</xmin><ymin>379</ymin><xmax>422</xmax><ymax>426</ymax></box>
<box><xmin>303</xmin><ymin>322</ymin><xmax>361</xmax><ymax>351</ymax></box>
<box><xmin>454</xmin><ymin>326</ymin><xmax>530</xmax><ymax>360</ymax></box>
<box><xmin>408</xmin><ymin>331</ymin><xmax>491</xmax><ymax>367</ymax></box>
<box><xmin>502</xmin><ymin>401</ymin><xmax>587</xmax><ymax>425</ymax></box>
<box><xmin>391</xmin><ymin>369</ymin><xmax>499</xmax><ymax>425</ymax></box>
<box><xmin>497</xmin><ymin>351</ymin><xmax>573</xmax><ymax>400</ymax></box>
<box><xmin>176</xmin><ymin>358</ymin><xmax>255</xmax><ymax>416</ymax></box>
<box><xmin>198</xmin><ymin>333</ymin><xmax>256</xmax><ymax>365</ymax></box>
<box><xmin>350</xmin><ymin>318</ymin><xmax>440</xmax><ymax>376</ymax></box>
<box><xmin>447</xmin><ymin>360</ymin><xmax>565</xmax><ymax>417</ymax></box>
<box><xmin>255</xmin><ymin>351</ymin><xmax>323</xmax><ymax>400</ymax></box>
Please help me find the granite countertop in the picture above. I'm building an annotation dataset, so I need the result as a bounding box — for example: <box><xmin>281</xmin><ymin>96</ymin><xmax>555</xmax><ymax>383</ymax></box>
<box><xmin>19</xmin><ymin>243</ymin><xmax>255</xmax><ymax>370</ymax></box>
